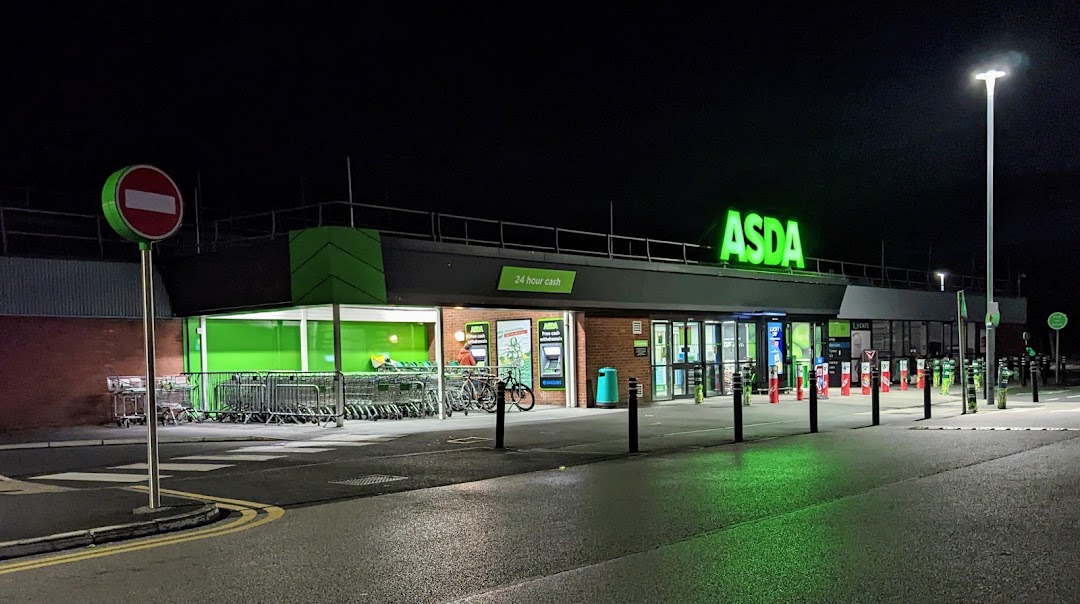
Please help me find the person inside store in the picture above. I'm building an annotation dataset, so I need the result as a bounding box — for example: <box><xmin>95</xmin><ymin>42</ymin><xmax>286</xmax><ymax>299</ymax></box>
<box><xmin>457</xmin><ymin>342</ymin><xmax>477</xmax><ymax>366</ymax></box>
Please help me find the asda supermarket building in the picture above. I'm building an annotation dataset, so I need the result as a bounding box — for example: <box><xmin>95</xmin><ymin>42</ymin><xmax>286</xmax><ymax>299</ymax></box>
<box><xmin>0</xmin><ymin>203</ymin><xmax>1026</xmax><ymax>430</ymax></box>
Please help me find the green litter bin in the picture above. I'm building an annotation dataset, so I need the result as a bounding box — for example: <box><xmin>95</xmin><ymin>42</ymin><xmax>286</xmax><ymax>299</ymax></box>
<box><xmin>597</xmin><ymin>367</ymin><xmax>619</xmax><ymax>408</ymax></box>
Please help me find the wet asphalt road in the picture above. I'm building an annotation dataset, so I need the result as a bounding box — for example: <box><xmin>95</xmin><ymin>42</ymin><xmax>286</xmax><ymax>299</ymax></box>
<box><xmin>3</xmin><ymin>420</ymin><xmax>1080</xmax><ymax>603</ymax></box>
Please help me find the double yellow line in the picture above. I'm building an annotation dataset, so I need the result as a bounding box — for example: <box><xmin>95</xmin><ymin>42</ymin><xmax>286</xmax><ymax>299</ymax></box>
<box><xmin>0</xmin><ymin>487</ymin><xmax>284</xmax><ymax>575</ymax></box>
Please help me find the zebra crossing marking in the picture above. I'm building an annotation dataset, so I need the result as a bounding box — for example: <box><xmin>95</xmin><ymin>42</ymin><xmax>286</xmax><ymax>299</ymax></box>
<box><xmin>111</xmin><ymin>463</ymin><xmax>232</xmax><ymax>472</ymax></box>
<box><xmin>30</xmin><ymin>472</ymin><xmax>172</xmax><ymax>483</ymax></box>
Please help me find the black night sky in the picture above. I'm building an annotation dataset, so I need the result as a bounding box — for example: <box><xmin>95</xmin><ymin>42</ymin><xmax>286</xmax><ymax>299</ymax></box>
<box><xmin>2</xmin><ymin>3</ymin><xmax>1079</xmax><ymax>346</ymax></box>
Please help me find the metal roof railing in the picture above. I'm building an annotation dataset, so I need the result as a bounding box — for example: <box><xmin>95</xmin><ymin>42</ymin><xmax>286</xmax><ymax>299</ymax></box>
<box><xmin>0</xmin><ymin>200</ymin><xmax>1012</xmax><ymax>294</ymax></box>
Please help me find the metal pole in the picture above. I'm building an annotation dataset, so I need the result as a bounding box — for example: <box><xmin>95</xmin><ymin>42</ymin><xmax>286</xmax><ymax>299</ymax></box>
<box><xmin>332</xmin><ymin>303</ymin><xmax>344</xmax><ymax>427</ymax></box>
<box><xmin>564</xmin><ymin>311</ymin><xmax>577</xmax><ymax>408</ymax></box>
<box><xmin>1056</xmin><ymin>330</ymin><xmax>1061</xmax><ymax>385</ymax></box>
<box><xmin>809</xmin><ymin>363</ymin><xmax>818</xmax><ymax>433</ymax></box>
<box><xmin>199</xmin><ymin>315</ymin><xmax>209</xmax><ymax>412</ymax></box>
<box><xmin>435</xmin><ymin>307</ymin><xmax>446</xmax><ymax>419</ymax></box>
<box><xmin>608</xmin><ymin>200</ymin><xmax>614</xmax><ymax>258</ymax></box>
<box><xmin>958</xmin><ymin>309</ymin><xmax>968</xmax><ymax>415</ymax></box>
<box><xmin>195</xmin><ymin>172</ymin><xmax>203</xmax><ymax>254</ymax></box>
<box><xmin>923</xmin><ymin>366</ymin><xmax>932</xmax><ymax>419</ymax></box>
<box><xmin>347</xmin><ymin>156</ymin><xmax>355</xmax><ymax>228</ymax></box>
<box><xmin>140</xmin><ymin>244</ymin><xmax>161</xmax><ymax>509</ymax></box>
<box><xmin>733</xmin><ymin>370</ymin><xmax>744</xmax><ymax>443</ymax></box>
<box><xmin>628</xmin><ymin>376</ymin><xmax>639</xmax><ymax>453</ymax></box>
<box><xmin>1032</xmin><ymin>363</ymin><xmax>1040</xmax><ymax>403</ymax></box>
<box><xmin>984</xmin><ymin>82</ymin><xmax>997</xmax><ymax>412</ymax></box>
<box><xmin>299</xmin><ymin>308</ymin><xmax>309</xmax><ymax>372</ymax></box>
<box><xmin>871</xmin><ymin>367</ymin><xmax>880</xmax><ymax>426</ymax></box>
<box><xmin>495</xmin><ymin>380</ymin><xmax>506</xmax><ymax>449</ymax></box>
<box><xmin>0</xmin><ymin>207</ymin><xmax>7</xmax><ymax>254</ymax></box>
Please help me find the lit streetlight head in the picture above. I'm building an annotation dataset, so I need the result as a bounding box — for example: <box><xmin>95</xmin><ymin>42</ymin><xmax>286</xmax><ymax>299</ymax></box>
<box><xmin>975</xmin><ymin>69</ymin><xmax>1007</xmax><ymax>95</ymax></box>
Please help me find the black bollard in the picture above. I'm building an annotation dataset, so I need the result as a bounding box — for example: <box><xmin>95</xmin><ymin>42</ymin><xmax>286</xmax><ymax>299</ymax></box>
<box><xmin>1032</xmin><ymin>366</ymin><xmax>1040</xmax><ymax>403</ymax></box>
<box><xmin>495</xmin><ymin>380</ymin><xmax>506</xmax><ymax>449</ymax></box>
<box><xmin>809</xmin><ymin>364</ymin><xmax>818</xmax><ymax>433</ymax></box>
<box><xmin>733</xmin><ymin>370</ymin><xmax>744</xmax><ymax>443</ymax></box>
<box><xmin>871</xmin><ymin>368</ymin><xmax>881</xmax><ymax>426</ymax></box>
<box><xmin>1021</xmin><ymin>357</ymin><xmax>1028</xmax><ymax>387</ymax></box>
<box><xmin>628</xmin><ymin>377</ymin><xmax>639</xmax><ymax>453</ymax></box>
<box><xmin>923</xmin><ymin>367</ymin><xmax>932</xmax><ymax>419</ymax></box>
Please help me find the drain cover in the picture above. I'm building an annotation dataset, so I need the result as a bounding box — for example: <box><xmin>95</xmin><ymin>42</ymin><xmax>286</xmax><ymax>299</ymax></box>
<box><xmin>330</xmin><ymin>475</ymin><xmax>407</xmax><ymax>486</ymax></box>
<box><xmin>447</xmin><ymin>436</ymin><xmax>492</xmax><ymax>444</ymax></box>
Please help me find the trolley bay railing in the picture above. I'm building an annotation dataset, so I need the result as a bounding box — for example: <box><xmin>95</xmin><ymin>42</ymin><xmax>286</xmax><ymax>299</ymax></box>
<box><xmin>121</xmin><ymin>368</ymin><xmax>524</xmax><ymax>426</ymax></box>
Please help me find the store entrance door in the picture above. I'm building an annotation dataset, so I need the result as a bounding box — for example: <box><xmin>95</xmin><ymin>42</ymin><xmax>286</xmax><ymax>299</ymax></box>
<box><xmin>671</xmin><ymin>321</ymin><xmax>702</xmax><ymax>398</ymax></box>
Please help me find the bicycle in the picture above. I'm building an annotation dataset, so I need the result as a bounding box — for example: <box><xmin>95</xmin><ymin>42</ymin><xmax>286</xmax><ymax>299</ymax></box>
<box><xmin>480</xmin><ymin>367</ymin><xmax>534</xmax><ymax>412</ymax></box>
<box><xmin>460</xmin><ymin>370</ymin><xmax>497</xmax><ymax>412</ymax></box>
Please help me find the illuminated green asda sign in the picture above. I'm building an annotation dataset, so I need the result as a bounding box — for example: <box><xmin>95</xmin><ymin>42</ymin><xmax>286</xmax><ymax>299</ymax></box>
<box><xmin>718</xmin><ymin>210</ymin><xmax>805</xmax><ymax>269</ymax></box>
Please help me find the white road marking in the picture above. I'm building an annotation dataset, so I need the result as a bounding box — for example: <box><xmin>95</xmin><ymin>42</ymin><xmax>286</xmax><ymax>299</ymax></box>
<box><xmin>111</xmin><ymin>463</ymin><xmax>232</xmax><ymax>472</ymax></box>
<box><xmin>174</xmin><ymin>454</ymin><xmax>286</xmax><ymax>462</ymax></box>
<box><xmin>282</xmin><ymin>441</ymin><xmax>374</xmax><ymax>448</ymax></box>
<box><xmin>0</xmin><ymin>474</ymin><xmax>73</xmax><ymax>494</ymax></box>
<box><xmin>228</xmin><ymin>446</ymin><xmax>334</xmax><ymax>454</ymax></box>
<box><xmin>124</xmin><ymin>189</ymin><xmax>177</xmax><ymax>214</ymax></box>
<box><xmin>1067</xmin><ymin>395</ymin><xmax>1080</xmax><ymax>399</ymax></box>
<box><xmin>1003</xmin><ymin>407</ymin><xmax>1042</xmax><ymax>413</ymax></box>
<box><xmin>312</xmin><ymin>434</ymin><xmax>402</xmax><ymax>442</ymax></box>
<box><xmin>30</xmin><ymin>472</ymin><xmax>172</xmax><ymax>483</ymax></box>
<box><xmin>1050</xmin><ymin>408</ymin><xmax>1080</xmax><ymax>413</ymax></box>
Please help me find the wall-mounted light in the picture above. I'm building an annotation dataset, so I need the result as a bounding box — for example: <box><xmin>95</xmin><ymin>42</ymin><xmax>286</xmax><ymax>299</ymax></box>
<box><xmin>935</xmin><ymin>272</ymin><xmax>947</xmax><ymax>292</ymax></box>
<box><xmin>389</xmin><ymin>334</ymin><xmax>399</xmax><ymax>344</ymax></box>
<box><xmin>454</xmin><ymin>331</ymin><xmax>466</xmax><ymax>342</ymax></box>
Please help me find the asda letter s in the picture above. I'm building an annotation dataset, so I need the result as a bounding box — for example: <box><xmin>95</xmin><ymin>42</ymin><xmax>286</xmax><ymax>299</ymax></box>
<box><xmin>719</xmin><ymin>209</ymin><xmax>805</xmax><ymax>269</ymax></box>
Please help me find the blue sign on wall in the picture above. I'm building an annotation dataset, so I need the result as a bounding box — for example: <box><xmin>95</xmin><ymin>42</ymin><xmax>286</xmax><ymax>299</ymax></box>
<box><xmin>767</xmin><ymin>321</ymin><xmax>785</xmax><ymax>374</ymax></box>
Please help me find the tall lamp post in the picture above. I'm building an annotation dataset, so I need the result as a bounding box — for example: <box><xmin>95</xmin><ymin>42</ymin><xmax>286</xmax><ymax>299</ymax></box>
<box><xmin>976</xmin><ymin>69</ymin><xmax>1006</xmax><ymax>404</ymax></box>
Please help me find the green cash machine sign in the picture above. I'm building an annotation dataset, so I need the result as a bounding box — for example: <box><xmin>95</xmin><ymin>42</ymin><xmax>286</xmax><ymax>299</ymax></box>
<box><xmin>497</xmin><ymin>266</ymin><xmax>577</xmax><ymax>294</ymax></box>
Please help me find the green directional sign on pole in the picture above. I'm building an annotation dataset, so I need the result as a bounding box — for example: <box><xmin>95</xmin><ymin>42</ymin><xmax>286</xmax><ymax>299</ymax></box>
<box><xmin>1048</xmin><ymin>312</ymin><xmax>1068</xmax><ymax>331</ymax></box>
<box><xmin>497</xmin><ymin>266</ymin><xmax>576</xmax><ymax>294</ymax></box>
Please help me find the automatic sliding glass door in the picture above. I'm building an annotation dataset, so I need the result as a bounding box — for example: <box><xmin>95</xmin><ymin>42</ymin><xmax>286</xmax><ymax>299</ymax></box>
<box><xmin>651</xmin><ymin>321</ymin><xmax>671</xmax><ymax>401</ymax></box>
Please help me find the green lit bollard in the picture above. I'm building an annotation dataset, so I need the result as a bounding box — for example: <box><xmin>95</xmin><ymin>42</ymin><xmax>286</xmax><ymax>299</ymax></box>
<box><xmin>941</xmin><ymin>359</ymin><xmax>952</xmax><ymax>396</ymax></box>
<box><xmin>973</xmin><ymin>359</ymin><xmax>983</xmax><ymax>395</ymax></box>
<box><xmin>996</xmin><ymin>365</ymin><xmax>1013</xmax><ymax>409</ymax></box>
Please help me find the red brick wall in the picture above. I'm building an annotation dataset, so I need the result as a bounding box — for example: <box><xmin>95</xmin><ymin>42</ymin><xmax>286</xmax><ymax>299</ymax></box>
<box><xmin>582</xmin><ymin>316</ymin><xmax>651</xmax><ymax>406</ymax></box>
<box><xmin>440</xmin><ymin>308</ymin><xmax>569</xmax><ymax>406</ymax></box>
<box><xmin>0</xmin><ymin>317</ymin><xmax>184</xmax><ymax>432</ymax></box>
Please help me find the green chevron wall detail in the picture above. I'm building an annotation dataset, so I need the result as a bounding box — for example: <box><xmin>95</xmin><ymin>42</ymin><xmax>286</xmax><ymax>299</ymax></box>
<box><xmin>289</xmin><ymin>227</ymin><xmax>387</xmax><ymax>306</ymax></box>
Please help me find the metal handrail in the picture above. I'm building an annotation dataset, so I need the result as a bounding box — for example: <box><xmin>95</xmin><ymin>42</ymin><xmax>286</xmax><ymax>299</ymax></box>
<box><xmin>0</xmin><ymin>201</ymin><xmax>1016</xmax><ymax>294</ymax></box>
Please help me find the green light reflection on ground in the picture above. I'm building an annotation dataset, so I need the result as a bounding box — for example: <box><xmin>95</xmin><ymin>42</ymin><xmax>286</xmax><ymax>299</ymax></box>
<box><xmin>661</xmin><ymin>441</ymin><xmax>852</xmax><ymax>602</ymax></box>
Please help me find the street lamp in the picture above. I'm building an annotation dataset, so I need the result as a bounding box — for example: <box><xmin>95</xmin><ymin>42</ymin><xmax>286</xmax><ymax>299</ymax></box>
<box><xmin>976</xmin><ymin>68</ymin><xmax>1006</xmax><ymax>406</ymax></box>
<box><xmin>936</xmin><ymin>271</ymin><xmax>947</xmax><ymax>292</ymax></box>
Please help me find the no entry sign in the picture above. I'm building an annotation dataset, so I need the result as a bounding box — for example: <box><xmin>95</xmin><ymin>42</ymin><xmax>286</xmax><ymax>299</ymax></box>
<box><xmin>102</xmin><ymin>165</ymin><xmax>184</xmax><ymax>244</ymax></box>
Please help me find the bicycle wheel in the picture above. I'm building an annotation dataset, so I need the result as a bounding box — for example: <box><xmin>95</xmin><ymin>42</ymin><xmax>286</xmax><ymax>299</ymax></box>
<box><xmin>476</xmin><ymin>382</ymin><xmax>498</xmax><ymax>412</ymax></box>
<box><xmin>509</xmin><ymin>384</ymin><xmax>535</xmax><ymax>411</ymax></box>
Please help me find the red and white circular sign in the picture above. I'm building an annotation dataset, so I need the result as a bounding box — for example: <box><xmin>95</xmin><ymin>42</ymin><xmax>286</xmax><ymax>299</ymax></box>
<box><xmin>103</xmin><ymin>165</ymin><xmax>184</xmax><ymax>242</ymax></box>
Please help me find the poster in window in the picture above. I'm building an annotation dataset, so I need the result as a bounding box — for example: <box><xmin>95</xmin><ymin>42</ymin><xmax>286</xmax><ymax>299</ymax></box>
<box><xmin>850</xmin><ymin>320</ymin><xmax>872</xmax><ymax>360</ymax></box>
<box><xmin>496</xmin><ymin>319</ymin><xmax>533</xmax><ymax>389</ymax></box>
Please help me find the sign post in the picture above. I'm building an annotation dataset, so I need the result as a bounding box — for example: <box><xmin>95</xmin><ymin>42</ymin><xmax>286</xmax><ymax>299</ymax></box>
<box><xmin>102</xmin><ymin>165</ymin><xmax>184</xmax><ymax>510</ymax></box>
<box><xmin>1048</xmin><ymin>312</ymin><xmax>1068</xmax><ymax>384</ymax></box>
<box><xmin>957</xmin><ymin>290</ymin><xmax>975</xmax><ymax>413</ymax></box>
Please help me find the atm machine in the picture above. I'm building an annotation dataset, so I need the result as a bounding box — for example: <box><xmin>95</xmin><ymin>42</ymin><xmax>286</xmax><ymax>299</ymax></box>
<box><xmin>542</xmin><ymin>345</ymin><xmax>563</xmax><ymax>375</ymax></box>
<box><xmin>472</xmin><ymin>346</ymin><xmax>489</xmax><ymax>366</ymax></box>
